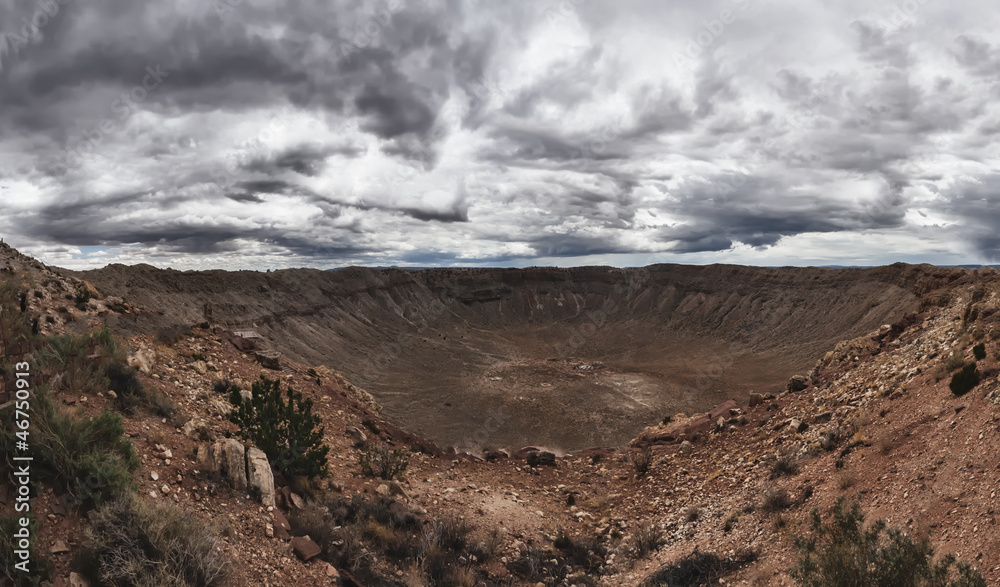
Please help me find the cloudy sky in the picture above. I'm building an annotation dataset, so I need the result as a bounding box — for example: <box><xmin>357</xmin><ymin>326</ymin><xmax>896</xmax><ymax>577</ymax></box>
<box><xmin>1</xmin><ymin>0</ymin><xmax>998</xmax><ymax>270</ymax></box>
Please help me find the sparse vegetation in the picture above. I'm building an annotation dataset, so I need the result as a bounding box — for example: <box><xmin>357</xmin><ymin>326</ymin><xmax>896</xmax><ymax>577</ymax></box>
<box><xmin>949</xmin><ymin>363</ymin><xmax>980</xmax><ymax>396</ymax></box>
<box><xmin>74</xmin><ymin>287</ymin><xmax>91</xmax><ymax>311</ymax></box>
<box><xmin>212</xmin><ymin>377</ymin><xmax>235</xmax><ymax>394</ymax></box>
<box><xmin>228</xmin><ymin>376</ymin><xmax>330</xmax><ymax>477</ymax></box>
<box><xmin>641</xmin><ymin>549</ymin><xmax>757</xmax><ymax>587</ymax></box>
<box><xmin>943</xmin><ymin>352</ymin><xmax>966</xmax><ymax>372</ymax></box>
<box><xmin>793</xmin><ymin>498</ymin><xmax>986</xmax><ymax>586</ymax></box>
<box><xmin>630</xmin><ymin>446</ymin><xmax>654</xmax><ymax>477</ymax></box>
<box><xmin>836</xmin><ymin>468</ymin><xmax>857</xmax><ymax>490</ymax></box>
<box><xmin>289</xmin><ymin>494</ymin><xmax>513</xmax><ymax>586</ymax></box>
<box><xmin>770</xmin><ymin>448</ymin><xmax>800</xmax><ymax>479</ymax></box>
<box><xmin>760</xmin><ymin>485</ymin><xmax>792</xmax><ymax>513</ymax></box>
<box><xmin>972</xmin><ymin>342</ymin><xmax>986</xmax><ymax>360</ymax></box>
<box><xmin>360</xmin><ymin>443</ymin><xmax>410</xmax><ymax>480</ymax></box>
<box><xmin>156</xmin><ymin>324</ymin><xmax>192</xmax><ymax>345</ymax></box>
<box><xmin>28</xmin><ymin>389</ymin><xmax>139</xmax><ymax>507</ymax></box>
<box><xmin>82</xmin><ymin>493</ymin><xmax>230</xmax><ymax>586</ymax></box>
<box><xmin>625</xmin><ymin>522</ymin><xmax>665</xmax><ymax>560</ymax></box>
<box><xmin>1</xmin><ymin>513</ymin><xmax>48</xmax><ymax>586</ymax></box>
<box><xmin>105</xmin><ymin>361</ymin><xmax>145</xmax><ymax>413</ymax></box>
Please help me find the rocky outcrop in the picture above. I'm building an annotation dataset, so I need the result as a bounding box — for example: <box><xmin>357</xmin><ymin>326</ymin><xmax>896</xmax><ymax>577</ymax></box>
<box><xmin>246</xmin><ymin>447</ymin><xmax>275</xmax><ymax>507</ymax></box>
<box><xmin>197</xmin><ymin>438</ymin><xmax>275</xmax><ymax>505</ymax></box>
<box><xmin>255</xmin><ymin>351</ymin><xmax>281</xmax><ymax>370</ymax></box>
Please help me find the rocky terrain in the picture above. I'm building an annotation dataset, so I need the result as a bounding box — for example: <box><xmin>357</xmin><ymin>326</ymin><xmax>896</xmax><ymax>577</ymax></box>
<box><xmin>2</xmin><ymin>241</ymin><xmax>999</xmax><ymax>586</ymax></box>
<box><xmin>69</xmin><ymin>261</ymin><xmax>961</xmax><ymax>451</ymax></box>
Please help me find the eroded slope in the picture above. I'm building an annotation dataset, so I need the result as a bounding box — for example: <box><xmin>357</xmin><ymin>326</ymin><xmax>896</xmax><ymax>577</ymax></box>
<box><xmin>72</xmin><ymin>262</ymin><xmax>963</xmax><ymax>450</ymax></box>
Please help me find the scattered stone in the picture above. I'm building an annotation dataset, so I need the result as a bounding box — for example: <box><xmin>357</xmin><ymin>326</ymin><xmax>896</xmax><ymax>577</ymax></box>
<box><xmin>68</xmin><ymin>572</ymin><xmax>90</xmax><ymax>587</ymax></box>
<box><xmin>291</xmin><ymin>536</ymin><xmax>322</xmax><ymax>561</ymax></box>
<box><xmin>272</xmin><ymin>508</ymin><xmax>292</xmax><ymax>540</ymax></box>
<box><xmin>50</xmin><ymin>540</ymin><xmax>70</xmax><ymax>554</ymax></box>
<box><xmin>345</xmin><ymin>426</ymin><xmax>367</xmax><ymax>447</ymax></box>
<box><xmin>790</xmin><ymin>419</ymin><xmax>809</xmax><ymax>433</ymax></box>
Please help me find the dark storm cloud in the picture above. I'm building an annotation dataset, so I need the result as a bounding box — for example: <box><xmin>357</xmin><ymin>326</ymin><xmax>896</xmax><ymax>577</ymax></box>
<box><xmin>2</xmin><ymin>0</ymin><xmax>999</xmax><ymax>268</ymax></box>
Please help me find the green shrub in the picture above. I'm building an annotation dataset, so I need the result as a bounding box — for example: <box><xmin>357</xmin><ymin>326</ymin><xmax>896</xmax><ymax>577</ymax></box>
<box><xmin>949</xmin><ymin>363</ymin><xmax>980</xmax><ymax>396</ymax></box>
<box><xmin>105</xmin><ymin>361</ymin><xmax>145</xmax><ymax>412</ymax></box>
<box><xmin>29</xmin><ymin>390</ymin><xmax>139</xmax><ymax>507</ymax></box>
<box><xmin>630</xmin><ymin>447</ymin><xmax>654</xmax><ymax>477</ymax></box>
<box><xmin>972</xmin><ymin>343</ymin><xmax>986</xmax><ymax>361</ymax></box>
<box><xmin>793</xmin><ymin>498</ymin><xmax>986</xmax><ymax>587</ymax></box>
<box><xmin>228</xmin><ymin>376</ymin><xmax>330</xmax><ymax>477</ymax></box>
<box><xmin>83</xmin><ymin>494</ymin><xmax>229</xmax><ymax>586</ymax></box>
<box><xmin>359</xmin><ymin>443</ymin><xmax>410</xmax><ymax>480</ymax></box>
<box><xmin>1</xmin><ymin>513</ymin><xmax>49</xmax><ymax>586</ymax></box>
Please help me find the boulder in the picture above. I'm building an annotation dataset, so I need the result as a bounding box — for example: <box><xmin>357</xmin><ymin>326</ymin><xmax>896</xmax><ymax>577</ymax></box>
<box><xmin>255</xmin><ymin>351</ymin><xmax>281</xmax><ymax>370</ymax></box>
<box><xmin>246</xmin><ymin>447</ymin><xmax>275</xmax><ymax>507</ymax></box>
<box><xmin>183</xmin><ymin>418</ymin><xmax>210</xmax><ymax>440</ymax></box>
<box><xmin>190</xmin><ymin>360</ymin><xmax>208</xmax><ymax>375</ymax></box>
<box><xmin>345</xmin><ymin>426</ymin><xmax>367</xmax><ymax>447</ymax></box>
<box><xmin>81</xmin><ymin>281</ymin><xmax>100</xmax><ymax>299</ymax></box>
<box><xmin>291</xmin><ymin>536</ymin><xmax>322</xmax><ymax>561</ymax></box>
<box><xmin>787</xmin><ymin>375</ymin><xmax>809</xmax><ymax>393</ymax></box>
<box><xmin>526</xmin><ymin>451</ymin><xmax>557</xmax><ymax>467</ymax></box>
<box><xmin>129</xmin><ymin>348</ymin><xmax>156</xmax><ymax>375</ymax></box>
<box><xmin>272</xmin><ymin>507</ymin><xmax>292</xmax><ymax>540</ymax></box>
<box><xmin>197</xmin><ymin>438</ymin><xmax>247</xmax><ymax>491</ymax></box>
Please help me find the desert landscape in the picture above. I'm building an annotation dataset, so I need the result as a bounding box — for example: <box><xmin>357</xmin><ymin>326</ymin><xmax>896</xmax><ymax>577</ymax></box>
<box><xmin>3</xmin><ymin>241</ymin><xmax>999</xmax><ymax>586</ymax></box>
<box><xmin>4</xmin><ymin>0</ymin><xmax>1000</xmax><ymax>585</ymax></box>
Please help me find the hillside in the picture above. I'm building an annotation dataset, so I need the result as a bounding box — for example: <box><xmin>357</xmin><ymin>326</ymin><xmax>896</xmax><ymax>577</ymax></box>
<box><xmin>1</xmin><ymin>242</ymin><xmax>998</xmax><ymax>586</ymax></box>
<box><xmin>69</xmin><ymin>262</ymin><xmax>964</xmax><ymax>451</ymax></box>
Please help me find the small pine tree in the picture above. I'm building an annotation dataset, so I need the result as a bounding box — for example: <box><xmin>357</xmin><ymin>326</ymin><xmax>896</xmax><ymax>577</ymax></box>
<box><xmin>949</xmin><ymin>363</ymin><xmax>980</xmax><ymax>396</ymax></box>
<box><xmin>228</xmin><ymin>377</ymin><xmax>330</xmax><ymax>478</ymax></box>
